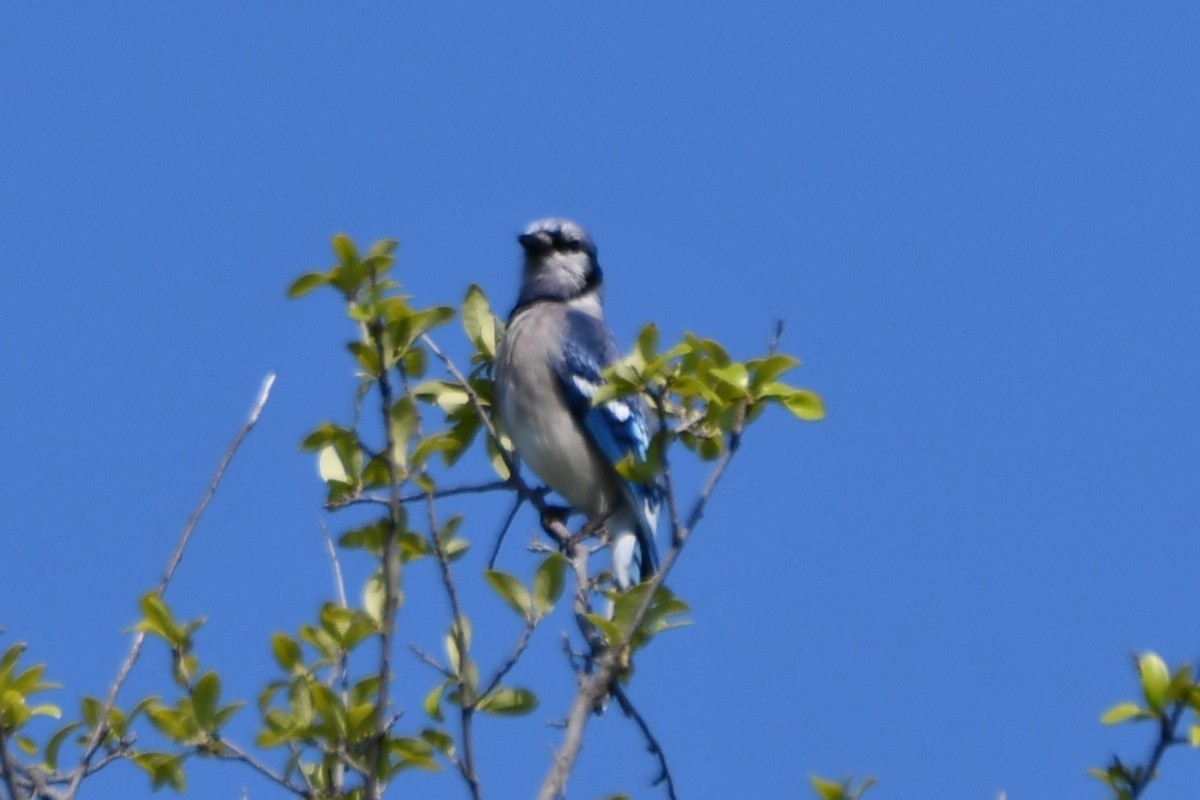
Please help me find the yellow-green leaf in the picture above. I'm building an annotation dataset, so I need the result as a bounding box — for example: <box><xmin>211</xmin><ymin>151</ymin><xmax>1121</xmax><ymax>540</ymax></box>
<box><xmin>485</xmin><ymin>570</ymin><xmax>533</xmax><ymax>620</ymax></box>
<box><xmin>318</xmin><ymin>446</ymin><xmax>349</xmax><ymax>483</ymax></box>
<box><xmin>1100</xmin><ymin>701</ymin><xmax>1144</xmax><ymax>725</ymax></box>
<box><xmin>1140</xmin><ymin>652</ymin><xmax>1170</xmax><ymax>713</ymax></box>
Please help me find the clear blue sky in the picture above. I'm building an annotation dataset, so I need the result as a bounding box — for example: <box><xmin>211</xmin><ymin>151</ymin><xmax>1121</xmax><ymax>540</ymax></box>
<box><xmin>3</xmin><ymin>3</ymin><xmax>1199</xmax><ymax>798</ymax></box>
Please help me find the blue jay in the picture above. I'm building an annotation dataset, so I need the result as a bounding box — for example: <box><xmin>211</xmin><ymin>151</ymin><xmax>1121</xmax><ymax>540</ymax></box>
<box><xmin>494</xmin><ymin>218</ymin><xmax>661</xmax><ymax>590</ymax></box>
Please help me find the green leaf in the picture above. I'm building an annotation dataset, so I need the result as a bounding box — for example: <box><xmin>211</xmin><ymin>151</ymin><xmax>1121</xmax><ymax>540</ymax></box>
<box><xmin>317</xmin><ymin>445</ymin><xmax>350</xmax><ymax>483</ymax></box>
<box><xmin>462</xmin><ymin>284</ymin><xmax>499</xmax><ymax>357</ymax></box>
<box><xmin>485</xmin><ymin>570</ymin><xmax>534</xmax><ymax>620</ymax></box>
<box><xmin>442</xmin><ymin>538</ymin><xmax>470</xmax><ymax>562</ymax></box>
<box><xmin>409</xmin><ymin>305</ymin><xmax>456</xmax><ymax>338</ymax></box>
<box><xmin>708</xmin><ymin>363</ymin><xmax>750</xmax><ymax>396</ymax></box>
<box><xmin>347</xmin><ymin>341</ymin><xmax>381</xmax><ymax>377</ymax></box>
<box><xmin>192</xmin><ymin>672</ymin><xmax>220</xmax><ymax>731</ymax></box>
<box><xmin>1</xmin><ymin>644</ymin><xmax>26</xmax><ymax>674</ymax></box>
<box><xmin>780</xmin><ymin>388</ymin><xmax>826</xmax><ymax>422</ymax></box>
<box><xmin>43</xmin><ymin>721</ymin><xmax>82</xmax><ymax>771</ymax></box>
<box><xmin>363</xmin><ymin>571</ymin><xmax>387</xmax><ymax>627</ymax></box>
<box><xmin>444</xmin><ymin>619</ymin><xmax>473</xmax><ymax>674</ymax></box>
<box><xmin>809</xmin><ymin>775</ymin><xmax>845</xmax><ymax>800</ymax></box>
<box><xmin>424</xmin><ymin>681</ymin><xmax>448</xmax><ymax>723</ymax></box>
<box><xmin>271</xmin><ymin>633</ymin><xmax>303</xmax><ymax>674</ymax></box>
<box><xmin>134</xmin><ymin>751</ymin><xmax>187</xmax><ymax>792</ymax></box>
<box><xmin>332</xmin><ymin>233</ymin><xmax>360</xmax><ymax>269</ymax></box>
<box><xmin>390</xmin><ymin>736</ymin><xmax>440</xmax><ymax>772</ymax></box>
<box><xmin>347</xmin><ymin>701</ymin><xmax>376</xmax><ymax>739</ymax></box>
<box><xmin>81</xmin><ymin>696</ymin><xmax>103</xmax><ymax>728</ymax></box>
<box><xmin>1190</xmin><ymin>724</ymin><xmax>1200</xmax><ymax>747</ymax></box>
<box><xmin>630</xmin><ymin>323</ymin><xmax>659</xmax><ymax>371</ymax></box>
<box><xmin>414</xmin><ymin>380</ymin><xmax>472</xmax><ymax>413</ymax></box>
<box><xmin>137</xmin><ymin>593</ymin><xmax>190</xmax><ymax>648</ymax></box>
<box><xmin>1100</xmin><ymin>701</ymin><xmax>1145</xmax><ymax>725</ymax></box>
<box><xmin>486</xmin><ymin>436</ymin><xmax>512</xmax><ymax>480</ymax></box>
<box><xmin>412</xmin><ymin>432</ymin><xmax>459</xmax><ymax>468</ymax></box>
<box><xmin>146</xmin><ymin>705</ymin><xmax>191</xmax><ymax>741</ymax></box>
<box><xmin>29</xmin><ymin>703</ymin><xmax>61</xmax><ymax>720</ymax></box>
<box><xmin>750</xmin><ymin>353</ymin><xmax>800</xmax><ymax>388</ymax></box>
<box><xmin>286</xmin><ymin>271</ymin><xmax>330</xmax><ymax>299</ymax></box>
<box><xmin>532</xmin><ymin>553</ymin><xmax>568</xmax><ymax>616</ymax></box>
<box><xmin>1140</xmin><ymin>652</ymin><xmax>1170</xmax><ymax>713</ymax></box>
<box><xmin>477</xmin><ymin>687</ymin><xmax>538</xmax><ymax>716</ymax></box>
<box><xmin>583</xmin><ymin>614</ymin><xmax>621</xmax><ymax>648</ymax></box>
<box><xmin>421</xmin><ymin>727</ymin><xmax>455</xmax><ymax>755</ymax></box>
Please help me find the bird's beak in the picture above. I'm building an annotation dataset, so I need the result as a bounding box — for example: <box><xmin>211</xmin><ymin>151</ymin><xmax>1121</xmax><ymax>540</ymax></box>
<box><xmin>518</xmin><ymin>231</ymin><xmax>552</xmax><ymax>255</ymax></box>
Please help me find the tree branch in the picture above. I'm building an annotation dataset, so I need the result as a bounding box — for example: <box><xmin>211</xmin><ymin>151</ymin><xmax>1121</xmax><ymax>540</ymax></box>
<box><xmin>422</xmin><ymin>464</ymin><xmax>482</xmax><ymax>800</ymax></box>
<box><xmin>0</xmin><ymin>723</ymin><xmax>28</xmax><ymax>800</ymax></box>
<box><xmin>325</xmin><ymin>479</ymin><xmax>511</xmax><ymax>511</ymax></box>
<box><xmin>610</xmin><ymin>683</ymin><xmax>678</xmax><ymax>800</ymax></box>
<box><xmin>479</xmin><ymin>618</ymin><xmax>537</xmax><ymax>703</ymax></box>
<box><xmin>538</xmin><ymin>402</ymin><xmax>748</xmax><ymax>800</ymax></box>
<box><xmin>65</xmin><ymin>373</ymin><xmax>275</xmax><ymax>799</ymax></box>
<box><xmin>365</xmin><ymin>316</ymin><xmax>403</xmax><ymax>800</ymax></box>
<box><xmin>216</xmin><ymin>738</ymin><xmax>309</xmax><ymax>798</ymax></box>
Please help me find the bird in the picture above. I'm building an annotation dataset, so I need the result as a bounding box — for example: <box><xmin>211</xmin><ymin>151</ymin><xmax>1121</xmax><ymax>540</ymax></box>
<box><xmin>493</xmin><ymin>218</ymin><xmax>661</xmax><ymax>592</ymax></box>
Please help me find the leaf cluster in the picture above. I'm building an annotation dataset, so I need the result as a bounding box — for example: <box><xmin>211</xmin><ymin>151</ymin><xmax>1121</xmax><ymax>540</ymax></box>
<box><xmin>1093</xmin><ymin>651</ymin><xmax>1200</xmax><ymax>799</ymax></box>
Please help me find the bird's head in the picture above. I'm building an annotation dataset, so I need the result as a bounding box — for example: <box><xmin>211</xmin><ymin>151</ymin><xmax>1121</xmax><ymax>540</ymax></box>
<box><xmin>515</xmin><ymin>218</ymin><xmax>603</xmax><ymax>306</ymax></box>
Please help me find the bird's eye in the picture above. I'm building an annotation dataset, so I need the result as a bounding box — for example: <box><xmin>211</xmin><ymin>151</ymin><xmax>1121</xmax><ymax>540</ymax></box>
<box><xmin>561</xmin><ymin>240</ymin><xmax>583</xmax><ymax>253</ymax></box>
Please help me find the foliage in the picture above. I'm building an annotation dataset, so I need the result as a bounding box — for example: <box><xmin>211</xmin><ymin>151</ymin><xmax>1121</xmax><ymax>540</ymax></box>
<box><xmin>809</xmin><ymin>774</ymin><xmax>877</xmax><ymax>800</ymax></box>
<box><xmin>0</xmin><ymin>232</ymin><xmax>824</xmax><ymax>800</ymax></box>
<box><xmin>1091</xmin><ymin>651</ymin><xmax>1200</xmax><ymax>799</ymax></box>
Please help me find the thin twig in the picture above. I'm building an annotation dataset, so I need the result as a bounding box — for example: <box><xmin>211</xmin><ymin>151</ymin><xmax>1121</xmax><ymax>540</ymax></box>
<box><xmin>320</xmin><ymin>517</ymin><xmax>352</xmax><ymax>792</ymax></box>
<box><xmin>479</xmin><ymin>619</ymin><xmax>537</xmax><ymax>702</ymax></box>
<box><xmin>419</xmin><ymin>334</ymin><xmax>527</xmax><ymax>495</ymax></box>
<box><xmin>408</xmin><ymin>644</ymin><xmax>453</xmax><ymax>680</ymax></box>
<box><xmin>65</xmin><ymin>373</ymin><xmax>276</xmax><ymax>799</ymax></box>
<box><xmin>320</xmin><ymin>520</ymin><xmax>349</xmax><ymax>610</ymax></box>
<box><xmin>767</xmin><ymin>318</ymin><xmax>785</xmax><ymax>356</ymax></box>
<box><xmin>488</xmin><ymin>493</ymin><xmax>527</xmax><ymax>569</ymax></box>
<box><xmin>217</xmin><ymin>738</ymin><xmax>309</xmax><ymax>798</ymax></box>
<box><xmin>610</xmin><ymin>684</ymin><xmax>678</xmax><ymax>800</ymax></box>
<box><xmin>326</xmin><ymin>479</ymin><xmax>511</xmax><ymax>511</ymax></box>
<box><xmin>420</xmin><ymin>464</ymin><xmax>483</xmax><ymax>799</ymax></box>
<box><xmin>0</xmin><ymin>724</ymin><xmax>27</xmax><ymax>800</ymax></box>
<box><xmin>397</xmin><ymin>351</ymin><xmax>485</xmax><ymax>800</ymax></box>
<box><xmin>285</xmin><ymin>742</ymin><xmax>320</xmax><ymax>800</ymax></box>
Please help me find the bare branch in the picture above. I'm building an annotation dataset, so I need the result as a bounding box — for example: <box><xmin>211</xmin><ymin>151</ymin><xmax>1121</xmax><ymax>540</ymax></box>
<box><xmin>479</xmin><ymin>618</ymin><xmax>537</xmax><ymax>702</ymax></box>
<box><xmin>65</xmin><ymin>373</ymin><xmax>276</xmax><ymax>799</ymax></box>
<box><xmin>216</xmin><ymin>738</ymin><xmax>309</xmax><ymax>798</ymax></box>
<box><xmin>409</xmin><ymin>644</ymin><xmax>453</xmax><ymax>680</ymax></box>
<box><xmin>320</xmin><ymin>520</ymin><xmax>348</xmax><ymax>610</ymax></box>
<box><xmin>0</xmin><ymin>724</ymin><xmax>28</xmax><ymax>800</ymax></box>
<box><xmin>767</xmin><ymin>318</ymin><xmax>785</xmax><ymax>356</ymax></box>
<box><xmin>326</xmin><ymin>479</ymin><xmax>511</xmax><ymax>511</ymax></box>
<box><xmin>404</xmin><ymin>356</ymin><xmax>484</xmax><ymax>800</ymax></box>
<box><xmin>610</xmin><ymin>684</ymin><xmax>678</xmax><ymax>800</ymax></box>
<box><xmin>488</xmin><ymin>493</ymin><xmax>527</xmax><ymax>569</ymax></box>
<box><xmin>423</xmin><ymin>471</ymin><xmax>483</xmax><ymax>800</ymax></box>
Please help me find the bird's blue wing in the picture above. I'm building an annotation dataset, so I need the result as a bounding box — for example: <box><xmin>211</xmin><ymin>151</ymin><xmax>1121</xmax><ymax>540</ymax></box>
<box><xmin>554</xmin><ymin>311</ymin><xmax>661</xmax><ymax>578</ymax></box>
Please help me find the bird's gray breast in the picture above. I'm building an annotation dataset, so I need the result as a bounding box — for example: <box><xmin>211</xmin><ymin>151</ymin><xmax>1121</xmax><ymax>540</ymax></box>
<box><xmin>494</xmin><ymin>305</ymin><xmax>619</xmax><ymax>516</ymax></box>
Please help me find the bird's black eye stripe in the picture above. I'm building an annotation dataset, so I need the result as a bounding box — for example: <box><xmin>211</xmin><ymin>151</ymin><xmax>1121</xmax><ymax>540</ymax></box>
<box><xmin>548</xmin><ymin>230</ymin><xmax>584</xmax><ymax>253</ymax></box>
